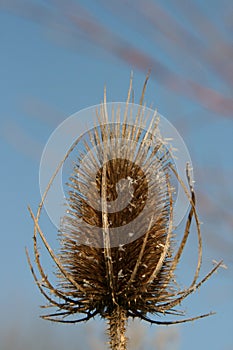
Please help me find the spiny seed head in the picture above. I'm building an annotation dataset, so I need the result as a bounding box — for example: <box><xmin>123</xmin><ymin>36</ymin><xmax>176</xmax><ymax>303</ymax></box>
<box><xmin>58</xmin><ymin>120</ymin><xmax>174</xmax><ymax>318</ymax></box>
<box><xmin>27</xmin><ymin>74</ymin><xmax>222</xmax><ymax>334</ymax></box>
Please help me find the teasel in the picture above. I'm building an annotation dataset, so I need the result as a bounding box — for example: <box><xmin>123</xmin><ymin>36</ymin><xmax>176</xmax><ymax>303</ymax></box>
<box><xmin>27</xmin><ymin>73</ymin><xmax>222</xmax><ymax>350</ymax></box>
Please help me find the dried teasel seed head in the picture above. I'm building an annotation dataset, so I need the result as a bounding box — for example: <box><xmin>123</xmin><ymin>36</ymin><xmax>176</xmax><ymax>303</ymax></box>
<box><xmin>27</xmin><ymin>74</ymin><xmax>223</xmax><ymax>350</ymax></box>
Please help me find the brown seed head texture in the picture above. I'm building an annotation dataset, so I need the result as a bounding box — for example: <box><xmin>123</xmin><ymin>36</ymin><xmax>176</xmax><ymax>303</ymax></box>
<box><xmin>27</xmin><ymin>74</ymin><xmax>222</xmax><ymax>349</ymax></box>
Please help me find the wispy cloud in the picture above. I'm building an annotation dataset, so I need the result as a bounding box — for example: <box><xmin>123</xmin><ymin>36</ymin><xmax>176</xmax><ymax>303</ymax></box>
<box><xmin>1</xmin><ymin>0</ymin><xmax>232</xmax><ymax>116</ymax></box>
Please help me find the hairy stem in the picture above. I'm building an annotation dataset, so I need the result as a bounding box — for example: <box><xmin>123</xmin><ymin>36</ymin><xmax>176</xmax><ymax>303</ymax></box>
<box><xmin>107</xmin><ymin>306</ymin><xmax>128</xmax><ymax>350</ymax></box>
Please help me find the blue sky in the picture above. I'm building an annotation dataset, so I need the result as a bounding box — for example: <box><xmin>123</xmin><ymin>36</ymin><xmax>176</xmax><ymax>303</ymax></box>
<box><xmin>0</xmin><ymin>1</ymin><xmax>232</xmax><ymax>349</ymax></box>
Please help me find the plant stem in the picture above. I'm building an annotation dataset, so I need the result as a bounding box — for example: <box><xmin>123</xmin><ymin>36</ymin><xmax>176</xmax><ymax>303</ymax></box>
<box><xmin>107</xmin><ymin>305</ymin><xmax>128</xmax><ymax>350</ymax></box>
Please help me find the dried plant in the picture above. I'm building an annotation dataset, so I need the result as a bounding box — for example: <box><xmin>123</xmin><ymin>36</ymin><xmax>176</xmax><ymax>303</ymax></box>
<box><xmin>27</xmin><ymin>74</ymin><xmax>222</xmax><ymax>350</ymax></box>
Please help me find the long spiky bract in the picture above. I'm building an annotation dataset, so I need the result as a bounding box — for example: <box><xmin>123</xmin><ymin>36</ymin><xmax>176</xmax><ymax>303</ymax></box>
<box><xmin>27</xmin><ymin>74</ymin><xmax>222</xmax><ymax>350</ymax></box>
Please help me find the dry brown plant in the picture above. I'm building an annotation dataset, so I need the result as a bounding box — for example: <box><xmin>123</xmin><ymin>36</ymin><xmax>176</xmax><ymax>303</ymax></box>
<box><xmin>26</xmin><ymin>74</ymin><xmax>222</xmax><ymax>350</ymax></box>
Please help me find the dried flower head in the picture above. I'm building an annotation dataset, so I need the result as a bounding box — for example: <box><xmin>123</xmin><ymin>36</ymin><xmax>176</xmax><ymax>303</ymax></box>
<box><xmin>27</xmin><ymin>74</ymin><xmax>222</xmax><ymax>350</ymax></box>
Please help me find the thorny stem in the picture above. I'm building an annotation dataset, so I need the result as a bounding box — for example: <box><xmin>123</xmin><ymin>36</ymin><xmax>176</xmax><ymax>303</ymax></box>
<box><xmin>107</xmin><ymin>306</ymin><xmax>128</xmax><ymax>350</ymax></box>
